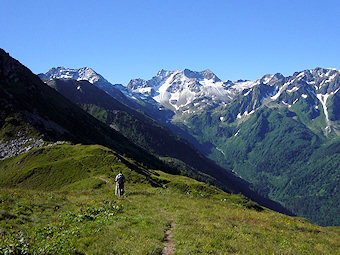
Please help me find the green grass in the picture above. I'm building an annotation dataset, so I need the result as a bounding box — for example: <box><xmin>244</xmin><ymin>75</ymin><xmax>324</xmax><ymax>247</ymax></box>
<box><xmin>0</xmin><ymin>144</ymin><xmax>339</xmax><ymax>254</ymax></box>
<box><xmin>0</xmin><ymin>144</ymin><xmax>162</xmax><ymax>191</ymax></box>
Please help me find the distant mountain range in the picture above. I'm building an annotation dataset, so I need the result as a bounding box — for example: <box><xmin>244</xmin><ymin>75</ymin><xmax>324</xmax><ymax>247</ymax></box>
<box><xmin>41</xmin><ymin>66</ymin><xmax>340</xmax><ymax>135</ymax></box>
<box><xmin>127</xmin><ymin>67</ymin><xmax>340</xmax><ymax>135</ymax></box>
<box><xmin>0</xmin><ymin>48</ymin><xmax>295</xmax><ymax>217</ymax></box>
<box><xmin>39</xmin><ymin>65</ymin><xmax>340</xmax><ymax>226</ymax></box>
<box><xmin>40</xmin><ymin>67</ymin><xmax>174</xmax><ymax>124</ymax></box>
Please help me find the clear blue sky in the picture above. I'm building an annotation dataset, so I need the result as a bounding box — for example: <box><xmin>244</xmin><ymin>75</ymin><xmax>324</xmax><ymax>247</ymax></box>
<box><xmin>1</xmin><ymin>0</ymin><xmax>339</xmax><ymax>85</ymax></box>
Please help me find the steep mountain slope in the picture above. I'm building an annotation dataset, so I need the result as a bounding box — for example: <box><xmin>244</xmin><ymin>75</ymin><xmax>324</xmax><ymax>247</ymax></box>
<box><xmin>196</xmin><ymin>107</ymin><xmax>339</xmax><ymax>226</ymax></box>
<box><xmin>122</xmin><ymin>68</ymin><xmax>340</xmax><ymax>226</ymax></box>
<box><xmin>39</xmin><ymin>67</ymin><xmax>174</xmax><ymax>123</ymax></box>
<box><xmin>38</xmin><ymin>66</ymin><xmax>127</xmax><ymax>102</ymax></box>
<box><xmin>125</xmin><ymin>68</ymin><xmax>338</xmax><ymax>126</ymax></box>
<box><xmin>38</xmin><ymin>65</ymin><xmax>340</xmax><ymax>225</ymax></box>
<box><xmin>0</xmin><ymin>48</ymin><xmax>294</xmax><ymax>215</ymax></box>
<box><xmin>38</xmin><ymin>77</ymin><xmax>293</xmax><ymax>215</ymax></box>
<box><xmin>41</xmin><ymin>78</ymin><xmax>227</xmax><ymax>180</ymax></box>
<box><xmin>42</xmin><ymin>78</ymin><xmax>213</xmax><ymax>164</ymax></box>
<box><xmin>3</xmin><ymin>50</ymin><xmax>330</xmax><ymax>254</ymax></box>
<box><xmin>127</xmin><ymin>69</ymin><xmax>234</xmax><ymax>111</ymax></box>
<box><xmin>180</xmin><ymin>69</ymin><xmax>340</xmax><ymax>226</ymax></box>
<box><xmin>0</xmin><ymin>49</ymin><xmax>168</xmax><ymax>172</ymax></box>
<box><xmin>39</xmin><ymin>67</ymin><xmax>340</xmax><ymax>136</ymax></box>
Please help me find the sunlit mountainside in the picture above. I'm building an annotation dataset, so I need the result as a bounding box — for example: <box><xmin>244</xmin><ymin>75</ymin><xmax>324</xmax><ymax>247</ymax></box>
<box><xmin>0</xmin><ymin>48</ymin><xmax>339</xmax><ymax>254</ymax></box>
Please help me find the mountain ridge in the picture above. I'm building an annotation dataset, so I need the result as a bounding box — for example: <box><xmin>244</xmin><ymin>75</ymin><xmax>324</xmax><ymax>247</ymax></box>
<box><xmin>2</xmin><ymin>48</ymin><xmax>294</xmax><ymax>216</ymax></box>
<box><xmin>39</xmin><ymin>77</ymin><xmax>295</xmax><ymax>216</ymax></box>
<box><xmin>41</xmin><ymin>66</ymin><xmax>340</xmax><ymax>128</ymax></box>
<box><xmin>38</xmin><ymin>65</ymin><xmax>340</xmax><ymax>226</ymax></box>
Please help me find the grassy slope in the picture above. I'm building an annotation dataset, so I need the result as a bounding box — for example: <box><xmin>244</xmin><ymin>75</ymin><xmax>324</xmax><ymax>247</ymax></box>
<box><xmin>0</xmin><ymin>144</ymin><xmax>339</xmax><ymax>254</ymax></box>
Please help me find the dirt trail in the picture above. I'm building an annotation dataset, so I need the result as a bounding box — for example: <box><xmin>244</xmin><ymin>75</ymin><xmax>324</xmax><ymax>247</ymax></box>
<box><xmin>159</xmin><ymin>208</ymin><xmax>176</xmax><ymax>255</ymax></box>
<box><xmin>162</xmin><ymin>221</ymin><xmax>176</xmax><ymax>255</ymax></box>
<box><xmin>97</xmin><ymin>176</ymin><xmax>176</xmax><ymax>254</ymax></box>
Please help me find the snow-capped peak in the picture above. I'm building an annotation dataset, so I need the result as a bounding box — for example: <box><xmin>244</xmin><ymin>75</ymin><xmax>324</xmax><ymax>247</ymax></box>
<box><xmin>125</xmin><ymin>69</ymin><xmax>232</xmax><ymax>111</ymax></box>
<box><xmin>39</xmin><ymin>66</ymin><xmax>125</xmax><ymax>95</ymax></box>
<box><xmin>43</xmin><ymin>66</ymin><xmax>104</xmax><ymax>84</ymax></box>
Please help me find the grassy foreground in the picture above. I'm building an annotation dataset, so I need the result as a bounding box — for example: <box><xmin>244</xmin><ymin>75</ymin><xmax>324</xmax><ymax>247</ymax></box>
<box><xmin>0</xmin><ymin>144</ymin><xmax>339</xmax><ymax>254</ymax></box>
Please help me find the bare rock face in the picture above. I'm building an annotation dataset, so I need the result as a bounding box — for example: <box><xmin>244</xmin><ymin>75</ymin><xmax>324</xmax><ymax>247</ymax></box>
<box><xmin>0</xmin><ymin>137</ymin><xmax>44</xmax><ymax>159</ymax></box>
<box><xmin>0</xmin><ymin>136</ymin><xmax>66</xmax><ymax>160</ymax></box>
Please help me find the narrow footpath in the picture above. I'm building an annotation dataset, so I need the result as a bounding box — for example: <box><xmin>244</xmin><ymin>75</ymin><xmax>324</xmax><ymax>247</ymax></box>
<box><xmin>97</xmin><ymin>176</ymin><xmax>176</xmax><ymax>254</ymax></box>
<box><xmin>159</xmin><ymin>208</ymin><xmax>176</xmax><ymax>255</ymax></box>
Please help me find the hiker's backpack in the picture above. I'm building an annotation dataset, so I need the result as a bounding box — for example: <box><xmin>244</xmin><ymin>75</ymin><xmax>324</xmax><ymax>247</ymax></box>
<box><xmin>117</xmin><ymin>174</ymin><xmax>125</xmax><ymax>184</ymax></box>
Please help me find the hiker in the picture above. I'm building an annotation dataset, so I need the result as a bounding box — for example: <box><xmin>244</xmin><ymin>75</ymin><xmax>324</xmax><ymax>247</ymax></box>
<box><xmin>115</xmin><ymin>170</ymin><xmax>125</xmax><ymax>197</ymax></box>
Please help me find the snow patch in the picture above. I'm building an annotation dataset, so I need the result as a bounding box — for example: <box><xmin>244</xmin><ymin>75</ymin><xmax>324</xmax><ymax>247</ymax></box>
<box><xmin>139</xmin><ymin>87</ymin><xmax>153</xmax><ymax>94</ymax></box>
<box><xmin>252</xmin><ymin>100</ymin><xmax>257</xmax><ymax>110</ymax></box>
<box><xmin>216</xmin><ymin>147</ymin><xmax>225</xmax><ymax>156</ymax></box>
<box><xmin>296</xmin><ymin>71</ymin><xmax>305</xmax><ymax>80</ymax></box>
<box><xmin>270</xmin><ymin>80</ymin><xmax>294</xmax><ymax>100</ymax></box>
<box><xmin>282</xmin><ymin>101</ymin><xmax>292</xmax><ymax>108</ymax></box>
<box><xmin>236</xmin><ymin>110</ymin><xmax>255</xmax><ymax>119</ymax></box>
<box><xmin>287</xmin><ymin>87</ymin><xmax>299</xmax><ymax>93</ymax></box>
<box><xmin>234</xmin><ymin>130</ymin><xmax>240</xmax><ymax>136</ymax></box>
<box><xmin>316</xmin><ymin>93</ymin><xmax>331</xmax><ymax>132</ymax></box>
<box><xmin>326</xmin><ymin>73</ymin><xmax>337</xmax><ymax>82</ymax></box>
<box><xmin>244</xmin><ymin>110</ymin><xmax>255</xmax><ymax>116</ymax></box>
<box><xmin>262</xmin><ymin>75</ymin><xmax>274</xmax><ymax>84</ymax></box>
<box><xmin>301</xmin><ymin>94</ymin><xmax>308</xmax><ymax>99</ymax></box>
<box><xmin>331</xmin><ymin>88</ymin><xmax>340</xmax><ymax>95</ymax></box>
<box><xmin>244</xmin><ymin>89</ymin><xmax>252</xmax><ymax>96</ymax></box>
<box><xmin>233</xmin><ymin>80</ymin><xmax>259</xmax><ymax>91</ymax></box>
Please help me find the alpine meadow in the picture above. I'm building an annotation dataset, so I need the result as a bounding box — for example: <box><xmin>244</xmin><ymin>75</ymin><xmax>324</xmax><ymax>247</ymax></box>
<box><xmin>0</xmin><ymin>44</ymin><xmax>339</xmax><ymax>254</ymax></box>
<box><xmin>1</xmin><ymin>2</ymin><xmax>340</xmax><ymax>253</ymax></box>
